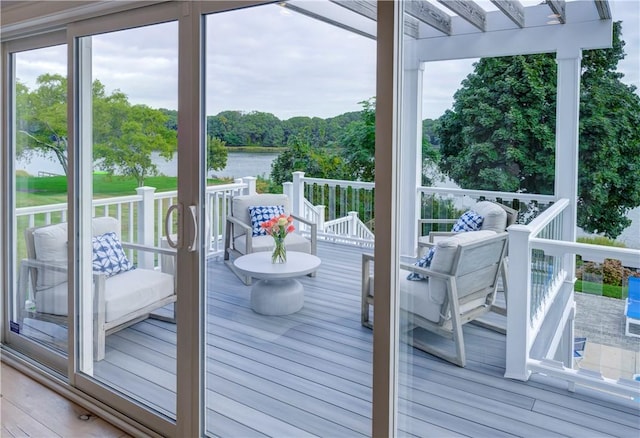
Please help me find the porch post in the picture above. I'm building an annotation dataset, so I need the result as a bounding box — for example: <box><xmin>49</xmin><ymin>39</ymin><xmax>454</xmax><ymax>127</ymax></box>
<box><xmin>136</xmin><ymin>186</ymin><xmax>155</xmax><ymax>269</ymax></box>
<box><xmin>554</xmin><ymin>49</ymin><xmax>582</xmax><ymax>367</ymax></box>
<box><xmin>292</xmin><ymin>171</ymin><xmax>305</xmax><ymax>218</ymax></box>
<box><xmin>504</xmin><ymin>224</ymin><xmax>533</xmax><ymax>380</ymax></box>
<box><xmin>399</xmin><ymin>58</ymin><xmax>424</xmax><ymax>258</ymax></box>
<box><xmin>242</xmin><ymin>176</ymin><xmax>256</xmax><ymax>195</ymax></box>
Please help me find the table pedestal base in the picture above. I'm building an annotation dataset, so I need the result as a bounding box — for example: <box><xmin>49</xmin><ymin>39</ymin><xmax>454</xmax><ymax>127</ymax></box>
<box><xmin>250</xmin><ymin>279</ymin><xmax>304</xmax><ymax>315</ymax></box>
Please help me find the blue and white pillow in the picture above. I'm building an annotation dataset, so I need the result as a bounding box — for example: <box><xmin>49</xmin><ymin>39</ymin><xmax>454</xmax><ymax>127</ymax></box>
<box><xmin>451</xmin><ymin>210</ymin><xmax>484</xmax><ymax>233</ymax></box>
<box><xmin>249</xmin><ymin>205</ymin><xmax>285</xmax><ymax>237</ymax></box>
<box><xmin>407</xmin><ymin>246</ymin><xmax>436</xmax><ymax>281</ymax></box>
<box><xmin>92</xmin><ymin>232</ymin><xmax>134</xmax><ymax>277</ymax></box>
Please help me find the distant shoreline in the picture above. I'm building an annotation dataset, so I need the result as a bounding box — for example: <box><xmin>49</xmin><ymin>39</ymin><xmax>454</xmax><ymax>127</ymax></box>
<box><xmin>226</xmin><ymin>146</ymin><xmax>286</xmax><ymax>153</ymax></box>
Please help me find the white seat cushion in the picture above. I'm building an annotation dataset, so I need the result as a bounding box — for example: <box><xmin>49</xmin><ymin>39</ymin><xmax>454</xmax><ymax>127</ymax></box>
<box><xmin>104</xmin><ymin>269</ymin><xmax>174</xmax><ymax>321</ymax></box>
<box><xmin>35</xmin><ymin>268</ymin><xmax>174</xmax><ymax>322</ymax></box>
<box><xmin>473</xmin><ymin>201</ymin><xmax>507</xmax><ymax>233</ymax></box>
<box><xmin>233</xmin><ymin>233</ymin><xmax>311</xmax><ymax>254</ymax></box>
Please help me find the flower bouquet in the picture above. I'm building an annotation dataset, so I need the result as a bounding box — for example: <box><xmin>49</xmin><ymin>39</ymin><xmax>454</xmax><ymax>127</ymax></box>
<box><xmin>260</xmin><ymin>214</ymin><xmax>295</xmax><ymax>264</ymax></box>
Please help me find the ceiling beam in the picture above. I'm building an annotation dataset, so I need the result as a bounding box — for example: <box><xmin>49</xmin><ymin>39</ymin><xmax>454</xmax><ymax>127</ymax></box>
<box><xmin>411</xmin><ymin>18</ymin><xmax>611</xmax><ymax>62</ymax></box>
<box><xmin>490</xmin><ymin>0</ymin><xmax>525</xmax><ymax>28</ymax></box>
<box><xmin>283</xmin><ymin>1</ymin><xmax>375</xmax><ymax>39</ymax></box>
<box><xmin>329</xmin><ymin>0</ymin><xmax>418</xmax><ymax>38</ymax></box>
<box><xmin>405</xmin><ymin>0</ymin><xmax>451</xmax><ymax>36</ymax></box>
<box><xmin>437</xmin><ymin>0</ymin><xmax>486</xmax><ymax>31</ymax></box>
<box><xmin>546</xmin><ymin>0</ymin><xmax>566</xmax><ymax>24</ymax></box>
<box><xmin>594</xmin><ymin>0</ymin><xmax>611</xmax><ymax>20</ymax></box>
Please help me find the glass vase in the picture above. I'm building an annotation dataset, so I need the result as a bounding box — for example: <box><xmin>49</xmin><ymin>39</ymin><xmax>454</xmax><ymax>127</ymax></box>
<box><xmin>271</xmin><ymin>236</ymin><xmax>287</xmax><ymax>264</ymax></box>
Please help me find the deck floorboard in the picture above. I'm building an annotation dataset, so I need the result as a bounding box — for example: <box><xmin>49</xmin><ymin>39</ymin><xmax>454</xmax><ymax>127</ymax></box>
<box><xmin>88</xmin><ymin>242</ymin><xmax>639</xmax><ymax>437</ymax></box>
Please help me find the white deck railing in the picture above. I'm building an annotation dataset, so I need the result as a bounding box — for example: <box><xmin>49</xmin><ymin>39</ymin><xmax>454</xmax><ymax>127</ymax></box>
<box><xmin>506</xmin><ymin>198</ymin><xmax>640</xmax><ymax>399</ymax></box>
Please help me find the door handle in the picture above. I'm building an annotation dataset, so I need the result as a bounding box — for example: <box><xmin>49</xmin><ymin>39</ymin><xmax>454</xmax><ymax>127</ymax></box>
<box><xmin>164</xmin><ymin>203</ymin><xmax>182</xmax><ymax>249</ymax></box>
<box><xmin>187</xmin><ymin>205</ymin><xmax>198</xmax><ymax>252</ymax></box>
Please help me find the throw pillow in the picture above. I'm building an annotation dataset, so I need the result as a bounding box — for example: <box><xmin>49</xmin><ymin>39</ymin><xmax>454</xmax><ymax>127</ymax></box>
<box><xmin>249</xmin><ymin>205</ymin><xmax>285</xmax><ymax>237</ymax></box>
<box><xmin>451</xmin><ymin>210</ymin><xmax>484</xmax><ymax>233</ymax></box>
<box><xmin>407</xmin><ymin>246</ymin><xmax>436</xmax><ymax>281</ymax></box>
<box><xmin>92</xmin><ymin>232</ymin><xmax>135</xmax><ymax>277</ymax></box>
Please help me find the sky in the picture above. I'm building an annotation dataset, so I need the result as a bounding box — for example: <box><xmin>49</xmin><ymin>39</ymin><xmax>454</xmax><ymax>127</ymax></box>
<box><xmin>13</xmin><ymin>0</ymin><xmax>640</xmax><ymax>121</ymax></box>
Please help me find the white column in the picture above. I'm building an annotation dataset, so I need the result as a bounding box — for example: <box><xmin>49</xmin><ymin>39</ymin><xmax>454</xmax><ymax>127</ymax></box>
<box><xmin>504</xmin><ymin>224</ymin><xmax>533</xmax><ymax>380</ymax></box>
<box><xmin>399</xmin><ymin>60</ymin><xmax>424</xmax><ymax>258</ymax></box>
<box><xmin>554</xmin><ymin>49</ymin><xmax>582</xmax><ymax>368</ymax></box>
<box><xmin>136</xmin><ymin>186</ymin><xmax>156</xmax><ymax>269</ymax></box>
<box><xmin>242</xmin><ymin>176</ymin><xmax>257</xmax><ymax>195</ymax></box>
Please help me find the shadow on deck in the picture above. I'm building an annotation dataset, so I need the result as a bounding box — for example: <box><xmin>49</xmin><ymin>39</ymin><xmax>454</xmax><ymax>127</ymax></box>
<box><xmin>86</xmin><ymin>242</ymin><xmax>639</xmax><ymax>436</ymax></box>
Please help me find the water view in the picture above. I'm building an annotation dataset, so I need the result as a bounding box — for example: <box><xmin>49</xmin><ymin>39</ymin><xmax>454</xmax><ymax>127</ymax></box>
<box><xmin>16</xmin><ymin>151</ymin><xmax>640</xmax><ymax>249</ymax></box>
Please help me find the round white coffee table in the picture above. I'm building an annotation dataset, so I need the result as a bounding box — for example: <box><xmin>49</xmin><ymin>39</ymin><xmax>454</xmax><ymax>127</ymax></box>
<box><xmin>234</xmin><ymin>251</ymin><xmax>321</xmax><ymax>315</ymax></box>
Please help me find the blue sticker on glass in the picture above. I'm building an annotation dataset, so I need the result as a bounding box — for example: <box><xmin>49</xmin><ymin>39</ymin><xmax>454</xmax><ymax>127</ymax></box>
<box><xmin>10</xmin><ymin>320</ymin><xmax>20</xmax><ymax>334</ymax></box>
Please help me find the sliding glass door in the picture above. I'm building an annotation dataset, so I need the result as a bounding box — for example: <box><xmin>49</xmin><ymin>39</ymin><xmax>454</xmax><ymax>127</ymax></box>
<box><xmin>3</xmin><ymin>33</ymin><xmax>69</xmax><ymax>374</ymax></box>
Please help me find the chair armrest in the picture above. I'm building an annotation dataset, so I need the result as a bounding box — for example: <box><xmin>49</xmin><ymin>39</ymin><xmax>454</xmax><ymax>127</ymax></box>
<box><xmin>21</xmin><ymin>258</ymin><xmax>68</xmax><ymax>272</ymax></box>
<box><xmin>122</xmin><ymin>242</ymin><xmax>176</xmax><ymax>257</ymax></box>
<box><xmin>291</xmin><ymin>213</ymin><xmax>318</xmax><ymax>255</ymax></box>
<box><xmin>225</xmin><ymin>215</ymin><xmax>253</xmax><ymax>254</ymax></box>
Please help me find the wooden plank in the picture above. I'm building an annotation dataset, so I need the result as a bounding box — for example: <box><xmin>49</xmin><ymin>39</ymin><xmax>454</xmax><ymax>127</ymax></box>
<box><xmin>546</xmin><ymin>0</ymin><xmax>566</xmax><ymax>24</ymax></box>
<box><xmin>437</xmin><ymin>0</ymin><xmax>487</xmax><ymax>31</ymax></box>
<box><xmin>0</xmin><ymin>363</ymin><xmax>126</xmax><ymax>438</ymax></box>
<box><xmin>490</xmin><ymin>0</ymin><xmax>525</xmax><ymax>28</ymax></box>
<box><xmin>405</xmin><ymin>0</ymin><xmax>452</xmax><ymax>35</ymax></box>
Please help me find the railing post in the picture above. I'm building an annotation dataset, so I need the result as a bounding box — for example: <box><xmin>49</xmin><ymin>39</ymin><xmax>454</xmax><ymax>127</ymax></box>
<box><xmin>283</xmin><ymin>181</ymin><xmax>293</xmax><ymax>202</ymax></box>
<box><xmin>292</xmin><ymin>171</ymin><xmax>305</xmax><ymax>218</ymax></box>
<box><xmin>136</xmin><ymin>186</ymin><xmax>156</xmax><ymax>269</ymax></box>
<box><xmin>316</xmin><ymin>205</ymin><xmax>326</xmax><ymax>232</ymax></box>
<box><xmin>505</xmin><ymin>224</ymin><xmax>533</xmax><ymax>381</ymax></box>
<box><xmin>348</xmin><ymin>211</ymin><xmax>358</xmax><ymax>237</ymax></box>
<box><xmin>242</xmin><ymin>176</ymin><xmax>257</xmax><ymax>195</ymax></box>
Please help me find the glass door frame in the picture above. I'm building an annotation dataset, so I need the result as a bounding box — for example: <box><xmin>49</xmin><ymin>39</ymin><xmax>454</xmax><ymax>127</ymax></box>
<box><xmin>1</xmin><ymin>30</ymin><xmax>69</xmax><ymax>375</ymax></box>
<box><xmin>67</xmin><ymin>3</ymin><xmax>183</xmax><ymax>435</ymax></box>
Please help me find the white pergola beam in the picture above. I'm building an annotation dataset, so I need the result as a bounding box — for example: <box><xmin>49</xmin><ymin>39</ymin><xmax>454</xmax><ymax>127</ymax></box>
<box><xmin>411</xmin><ymin>19</ymin><xmax>612</xmax><ymax>62</ymax></box>
<box><xmin>405</xmin><ymin>0</ymin><xmax>452</xmax><ymax>36</ymax></box>
<box><xmin>437</xmin><ymin>0</ymin><xmax>486</xmax><ymax>31</ymax></box>
<box><xmin>546</xmin><ymin>0</ymin><xmax>566</xmax><ymax>24</ymax></box>
<box><xmin>594</xmin><ymin>0</ymin><xmax>611</xmax><ymax>20</ymax></box>
<box><xmin>490</xmin><ymin>0</ymin><xmax>525</xmax><ymax>28</ymax></box>
<box><xmin>329</xmin><ymin>0</ymin><xmax>419</xmax><ymax>38</ymax></box>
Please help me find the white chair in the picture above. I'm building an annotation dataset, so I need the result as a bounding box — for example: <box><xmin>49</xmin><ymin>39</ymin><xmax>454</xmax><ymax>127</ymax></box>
<box><xmin>224</xmin><ymin>193</ymin><xmax>318</xmax><ymax>284</ymax></box>
<box><xmin>18</xmin><ymin>217</ymin><xmax>176</xmax><ymax>360</ymax></box>
<box><xmin>362</xmin><ymin>230</ymin><xmax>508</xmax><ymax>367</ymax></box>
<box><xmin>418</xmin><ymin>200</ymin><xmax>517</xmax><ymax>332</ymax></box>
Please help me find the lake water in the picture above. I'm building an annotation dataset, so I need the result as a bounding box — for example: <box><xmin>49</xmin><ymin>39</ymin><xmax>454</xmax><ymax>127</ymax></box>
<box><xmin>15</xmin><ymin>151</ymin><xmax>639</xmax><ymax>249</ymax></box>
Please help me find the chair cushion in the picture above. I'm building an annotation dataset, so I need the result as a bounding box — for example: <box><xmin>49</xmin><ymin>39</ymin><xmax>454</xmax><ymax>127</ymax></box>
<box><xmin>92</xmin><ymin>232</ymin><xmax>134</xmax><ymax>277</ymax></box>
<box><xmin>426</xmin><ymin>230</ymin><xmax>497</xmax><ymax>322</ymax></box>
<box><xmin>472</xmin><ymin>201</ymin><xmax>508</xmax><ymax>233</ymax></box>
<box><xmin>249</xmin><ymin>205</ymin><xmax>285</xmax><ymax>236</ymax></box>
<box><xmin>451</xmin><ymin>210</ymin><xmax>484</xmax><ymax>232</ymax></box>
<box><xmin>234</xmin><ymin>233</ymin><xmax>311</xmax><ymax>255</ymax></box>
<box><xmin>33</xmin><ymin>223</ymin><xmax>68</xmax><ymax>290</ymax></box>
<box><xmin>407</xmin><ymin>246</ymin><xmax>436</xmax><ymax>281</ymax></box>
<box><xmin>104</xmin><ymin>269</ymin><xmax>174</xmax><ymax>321</ymax></box>
<box><xmin>232</xmin><ymin>194</ymin><xmax>292</xmax><ymax>238</ymax></box>
<box><xmin>35</xmin><ymin>269</ymin><xmax>174</xmax><ymax>321</ymax></box>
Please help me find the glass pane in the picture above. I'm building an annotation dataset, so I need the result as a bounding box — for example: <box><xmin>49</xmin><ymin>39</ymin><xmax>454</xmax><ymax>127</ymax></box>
<box><xmin>10</xmin><ymin>44</ymin><xmax>69</xmax><ymax>361</ymax></box>
<box><xmin>203</xmin><ymin>2</ymin><xmax>375</xmax><ymax>436</ymax></box>
<box><xmin>75</xmin><ymin>21</ymin><xmax>179</xmax><ymax>418</ymax></box>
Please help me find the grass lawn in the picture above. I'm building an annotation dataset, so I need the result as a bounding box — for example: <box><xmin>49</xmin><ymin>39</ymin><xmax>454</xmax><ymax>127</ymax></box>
<box><xmin>16</xmin><ymin>173</ymin><xmax>231</xmax><ymax>207</ymax></box>
<box><xmin>575</xmin><ymin>280</ymin><xmax>628</xmax><ymax>299</ymax></box>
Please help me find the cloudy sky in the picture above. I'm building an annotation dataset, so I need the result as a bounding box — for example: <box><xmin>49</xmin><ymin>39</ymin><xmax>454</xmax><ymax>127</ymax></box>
<box><xmin>15</xmin><ymin>0</ymin><xmax>639</xmax><ymax>121</ymax></box>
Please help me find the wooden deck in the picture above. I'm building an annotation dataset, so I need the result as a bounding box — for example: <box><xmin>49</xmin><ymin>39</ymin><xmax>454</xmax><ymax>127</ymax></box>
<box><xmin>92</xmin><ymin>242</ymin><xmax>640</xmax><ymax>437</ymax></box>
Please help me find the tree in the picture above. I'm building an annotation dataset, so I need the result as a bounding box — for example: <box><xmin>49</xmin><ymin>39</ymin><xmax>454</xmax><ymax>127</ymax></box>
<box><xmin>207</xmin><ymin>136</ymin><xmax>228</xmax><ymax>173</ymax></box>
<box><xmin>437</xmin><ymin>22</ymin><xmax>640</xmax><ymax>238</ymax></box>
<box><xmin>94</xmin><ymin>103</ymin><xmax>176</xmax><ymax>186</ymax></box>
<box><xmin>340</xmin><ymin>98</ymin><xmax>376</xmax><ymax>181</ymax></box>
<box><xmin>15</xmin><ymin>74</ymin><xmax>69</xmax><ymax>175</ymax></box>
<box><xmin>270</xmin><ymin>137</ymin><xmax>346</xmax><ymax>187</ymax></box>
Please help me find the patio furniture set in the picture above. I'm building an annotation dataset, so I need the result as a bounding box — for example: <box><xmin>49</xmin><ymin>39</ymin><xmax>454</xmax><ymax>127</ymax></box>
<box><xmin>25</xmin><ymin>194</ymin><xmax>630</xmax><ymax>370</ymax></box>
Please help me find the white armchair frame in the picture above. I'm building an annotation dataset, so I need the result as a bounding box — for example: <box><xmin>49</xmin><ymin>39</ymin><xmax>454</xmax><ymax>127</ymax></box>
<box><xmin>18</xmin><ymin>218</ymin><xmax>176</xmax><ymax>361</ymax></box>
